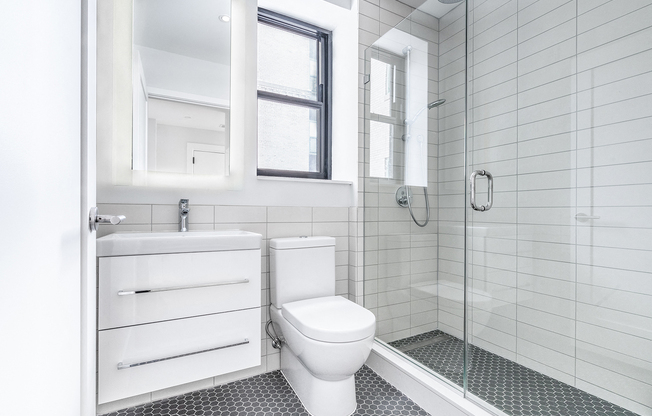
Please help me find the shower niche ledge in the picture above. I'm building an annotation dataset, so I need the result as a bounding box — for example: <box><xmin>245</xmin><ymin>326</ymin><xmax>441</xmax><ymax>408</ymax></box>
<box><xmin>96</xmin><ymin>230</ymin><xmax>262</xmax><ymax>404</ymax></box>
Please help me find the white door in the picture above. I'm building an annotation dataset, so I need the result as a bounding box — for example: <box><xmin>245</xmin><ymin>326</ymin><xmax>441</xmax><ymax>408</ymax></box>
<box><xmin>0</xmin><ymin>2</ymin><xmax>96</xmax><ymax>416</ymax></box>
<box><xmin>186</xmin><ymin>143</ymin><xmax>226</xmax><ymax>176</ymax></box>
<box><xmin>193</xmin><ymin>150</ymin><xmax>226</xmax><ymax>175</ymax></box>
<box><xmin>81</xmin><ymin>1</ymin><xmax>98</xmax><ymax>415</ymax></box>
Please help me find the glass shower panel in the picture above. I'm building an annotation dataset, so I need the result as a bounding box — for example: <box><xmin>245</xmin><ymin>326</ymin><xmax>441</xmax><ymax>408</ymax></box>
<box><xmin>465</xmin><ymin>0</ymin><xmax>652</xmax><ymax>415</ymax></box>
<box><xmin>364</xmin><ymin>7</ymin><xmax>460</xmax><ymax>389</ymax></box>
<box><xmin>574</xmin><ymin>1</ymin><xmax>652</xmax><ymax>414</ymax></box>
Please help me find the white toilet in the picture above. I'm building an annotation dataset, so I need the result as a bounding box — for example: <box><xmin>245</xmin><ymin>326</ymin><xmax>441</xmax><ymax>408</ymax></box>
<box><xmin>269</xmin><ymin>236</ymin><xmax>376</xmax><ymax>416</ymax></box>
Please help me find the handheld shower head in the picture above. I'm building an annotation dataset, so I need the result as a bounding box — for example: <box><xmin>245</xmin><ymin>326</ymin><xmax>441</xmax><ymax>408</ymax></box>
<box><xmin>405</xmin><ymin>98</ymin><xmax>447</xmax><ymax>127</ymax></box>
<box><xmin>428</xmin><ymin>99</ymin><xmax>446</xmax><ymax>109</ymax></box>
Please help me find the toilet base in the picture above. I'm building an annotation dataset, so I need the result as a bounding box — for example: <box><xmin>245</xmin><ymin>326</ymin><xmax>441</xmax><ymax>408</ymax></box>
<box><xmin>281</xmin><ymin>345</ymin><xmax>357</xmax><ymax>416</ymax></box>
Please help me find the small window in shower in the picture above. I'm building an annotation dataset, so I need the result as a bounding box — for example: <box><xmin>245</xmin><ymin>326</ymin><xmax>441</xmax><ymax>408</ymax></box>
<box><xmin>369</xmin><ymin>121</ymin><xmax>394</xmax><ymax>179</ymax></box>
<box><xmin>369</xmin><ymin>58</ymin><xmax>393</xmax><ymax>117</ymax></box>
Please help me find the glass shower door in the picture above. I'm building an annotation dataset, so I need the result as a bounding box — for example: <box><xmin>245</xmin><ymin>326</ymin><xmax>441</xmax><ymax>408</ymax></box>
<box><xmin>464</xmin><ymin>0</ymin><xmax>652</xmax><ymax>414</ymax></box>
<box><xmin>363</xmin><ymin>6</ymin><xmax>466</xmax><ymax>392</ymax></box>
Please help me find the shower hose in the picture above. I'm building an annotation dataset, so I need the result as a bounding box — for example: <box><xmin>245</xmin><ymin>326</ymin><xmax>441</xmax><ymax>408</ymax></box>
<box><xmin>406</xmin><ymin>186</ymin><xmax>430</xmax><ymax>227</ymax></box>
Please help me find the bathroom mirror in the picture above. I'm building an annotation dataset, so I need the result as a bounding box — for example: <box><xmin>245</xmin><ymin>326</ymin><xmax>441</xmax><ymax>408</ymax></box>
<box><xmin>95</xmin><ymin>0</ymin><xmax>232</xmax><ymax>178</ymax></box>
<box><xmin>132</xmin><ymin>0</ymin><xmax>231</xmax><ymax>176</ymax></box>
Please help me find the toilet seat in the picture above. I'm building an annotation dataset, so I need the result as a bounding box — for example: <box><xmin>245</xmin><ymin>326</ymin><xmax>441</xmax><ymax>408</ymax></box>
<box><xmin>282</xmin><ymin>296</ymin><xmax>376</xmax><ymax>343</ymax></box>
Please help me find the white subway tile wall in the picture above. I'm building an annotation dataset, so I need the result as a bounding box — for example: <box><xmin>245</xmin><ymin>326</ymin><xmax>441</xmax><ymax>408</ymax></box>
<box><xmin>362</xmin><ymin>0</ymin><xmax>651</xmax><ymax>415</ymax></box>
<box><xmin>359</xmin><ymin>0</ymin><xmax>440</xmax><ymax>343</ymax></box>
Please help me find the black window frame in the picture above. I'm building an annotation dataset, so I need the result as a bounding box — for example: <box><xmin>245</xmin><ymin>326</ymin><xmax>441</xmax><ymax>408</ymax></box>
<box><xmin>256</xmin><ymin>8</ymin><xmax>333</xmax><ymax>180</ymax></box>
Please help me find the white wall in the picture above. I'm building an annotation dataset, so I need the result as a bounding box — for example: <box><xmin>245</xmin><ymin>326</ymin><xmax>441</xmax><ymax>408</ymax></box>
<box><xmin>0</xmin><ymin>1</ymin><xmax>83</xmax><ymax>415</ymax></box>
<box><xmin>152</xmin><ymin>124</ymin><xmax>225</xmax><ymax>174</ymax></box>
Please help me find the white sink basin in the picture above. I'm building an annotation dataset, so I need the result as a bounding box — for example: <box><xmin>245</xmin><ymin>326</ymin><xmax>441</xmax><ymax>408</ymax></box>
<box><xmin>97</xmin><ymin>230</ymin><xmax>262</xmax><ymax>257</ymax></box>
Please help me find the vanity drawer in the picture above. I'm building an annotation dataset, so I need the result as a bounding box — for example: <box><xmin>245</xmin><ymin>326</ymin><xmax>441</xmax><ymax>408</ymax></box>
<box><xmin>99</xmin><ymin>249</ymin><xmax>261</xmax><ymax>329</ymax></box>
<box><xmin>98</xmin><ymin>307</ymin><xmax>261</xmax><ymax>404</ymax></box>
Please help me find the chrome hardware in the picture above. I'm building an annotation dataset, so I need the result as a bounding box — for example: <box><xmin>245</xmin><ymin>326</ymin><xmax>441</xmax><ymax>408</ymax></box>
<box><xmin>117</xmin><ymin>339</ymin><xmax>249</xmax><ymax>370</ymax></box>
<box><xmin>89</xmin><ymin>207</ymin><xmax>126</xmax><ymax>231</ymax></box>
<box><xmin>575</xmin><ymin>213</ymin><xmax>601</xmax><ymax>221</ymax></box>
<box><xmin>117</xmin><ymin>279</ymin><xmax>250</xmax><ymax>296</ymax></box>
<box><xmin>396</xmin><ymin>185</ymin><xmax>430</xmax><ymax>227</ymax></box>
<box><xmin>470</xmin><ymin>170</ymin><xmax>493</xmax><ymax>212</ymax></box>
<box><xmin>265</xmin><ymin>320</ymin><xmax>283</xmax><ymax>350</ymax></box>
<box><xmin>179</xmin><ymin>199</ymin><xmax>189</xmax><ymax>232</ymax></box>
<box><xmin>395</xmin><ymin>186</ymin><xmax>411</xmax><ymax>207</ymax></box>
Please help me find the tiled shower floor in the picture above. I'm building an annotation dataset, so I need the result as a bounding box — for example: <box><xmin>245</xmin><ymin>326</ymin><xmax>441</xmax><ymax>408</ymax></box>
<box><xmin>102</xmin><ymin>366</ymin><xmax>429</xmax><ymax>416</ymax></box>
<box><xmin>389</xmin><ymin>330</ymin><xmax>638</xmax><ymax>416</ymax></box>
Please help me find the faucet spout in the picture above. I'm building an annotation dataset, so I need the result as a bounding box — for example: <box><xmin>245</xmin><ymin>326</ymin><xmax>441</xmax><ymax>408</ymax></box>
<box><xmin>179</xmin><ymin>199</ymin><xmax>189</xmax><ymax>232</ymax></box>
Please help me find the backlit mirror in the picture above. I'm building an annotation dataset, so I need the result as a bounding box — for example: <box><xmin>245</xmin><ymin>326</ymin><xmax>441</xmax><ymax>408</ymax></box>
<box><xmin>131</xmin><ymin>0</ymin><xmax>231</xmax><ymax>176</ymax></box>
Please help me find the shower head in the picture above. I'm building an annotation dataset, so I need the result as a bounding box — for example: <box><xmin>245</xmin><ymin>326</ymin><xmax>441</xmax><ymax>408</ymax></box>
<box><xmin>438</xmin><ymin>0</ymin><xmax>463</xmax><ymax>4</ymax></box>
<box><xmin>405</xmin><ymin>99</ymin><xmax>446</xmax><ymax>127</ymax></box>
<box><xmin>428</xmin><ymin>99</ymin><xmax>446</xmax><ymax>109</ymax></box>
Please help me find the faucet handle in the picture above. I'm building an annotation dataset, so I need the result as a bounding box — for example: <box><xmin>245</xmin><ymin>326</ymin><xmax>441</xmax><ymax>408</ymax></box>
<box><xmin>179</xmin><ymin>199</ymin><xmax>189</xmax><ymax>214</ymax></box>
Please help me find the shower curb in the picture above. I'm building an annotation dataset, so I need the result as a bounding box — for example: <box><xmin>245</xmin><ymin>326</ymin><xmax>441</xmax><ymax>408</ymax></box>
<box><xmin>366</xmin><ymin>341</ymin><xmax>499</xmax><ymax>416</ymax></box>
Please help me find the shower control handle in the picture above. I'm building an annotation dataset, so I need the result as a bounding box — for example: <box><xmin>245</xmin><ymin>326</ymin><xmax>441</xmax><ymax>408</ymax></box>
<box><xmin>470</xmin><ymin>170</ymin><xmax>493</xmax><ymax>212</ymax></box>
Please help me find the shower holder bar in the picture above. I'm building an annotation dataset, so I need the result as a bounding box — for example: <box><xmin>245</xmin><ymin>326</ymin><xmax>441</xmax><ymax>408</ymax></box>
<box><xmin>470</xmin><ymin>170</ymin><xmax>493</xmax><ymax>212</ymax></box>
<box><xmin>117</xmin><ymin>339</ymin><xmax>249</xmax><ymax>370</ymax></box>
<box><xmin>575</xmin><ymin>213</ymin><xmax>601</xmax><ymax>220</ymax></box>
<box><xmin>117</xmin><ymin>279</ymin><xmax>250</xmax><ymax>296</ymax></box>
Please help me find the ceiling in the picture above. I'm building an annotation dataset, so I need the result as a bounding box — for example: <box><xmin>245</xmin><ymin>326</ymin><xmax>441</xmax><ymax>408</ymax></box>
<box><xmin>417</xmin><ymin>0</ymin><xmax>461</xmax><ymax>18</ymax></box>
<box><xmin>134</xmin><ymin>0</ymin><xmax>231</xmax><ymax>65</ymax></box>
<box><xmin>149</xmin><ymin>98</ymin><xmax>227</xmax><ymax>131</ymax></box>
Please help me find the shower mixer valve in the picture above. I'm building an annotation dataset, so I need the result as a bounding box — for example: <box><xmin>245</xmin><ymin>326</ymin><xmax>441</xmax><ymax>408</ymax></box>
<box><xmin>395</xmin><ymin>186</ymin><xmax>411</xmax><ymax>208</ymax></box>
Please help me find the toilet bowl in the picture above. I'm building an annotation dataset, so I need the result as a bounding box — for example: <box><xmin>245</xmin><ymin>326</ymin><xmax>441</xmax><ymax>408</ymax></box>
<box><xmin>269</xmin><ymin>237</ymin><xmax>376</xmax><ymax>416</ymax></box>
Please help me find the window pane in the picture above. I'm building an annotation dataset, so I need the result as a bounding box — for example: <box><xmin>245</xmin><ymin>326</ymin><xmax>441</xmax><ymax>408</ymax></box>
<box><xmin>258</xmin><ymin>22</ymin><xmax>318</xmax><ymax>100</ymax></box>
<box><xmin>369</xmin><ymin>58</ymin><xmax>392</xmax><ymax>117</ymax></box>
<box><xmin>258</xmin><ymin>99</ymin><xmax>319</xmax><ymax>172</ymax></box>
<box><xmin>369</xmin><ymin>120</ymin><xmax>394</xmax><ymax>178</ymax></box>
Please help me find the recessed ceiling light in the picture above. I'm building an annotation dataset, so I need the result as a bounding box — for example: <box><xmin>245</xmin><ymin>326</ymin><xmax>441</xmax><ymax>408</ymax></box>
<box><xmin>219</xmin><ymin>15</ymin><xmax>230</xmax><ymax>23</ymax></box>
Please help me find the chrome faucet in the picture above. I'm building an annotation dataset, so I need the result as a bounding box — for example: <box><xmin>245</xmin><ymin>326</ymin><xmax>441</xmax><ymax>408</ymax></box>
<box><xmin>179</xmin><ymin>199</ymin><xmax>189</xmax><ymax>232</ymax></box>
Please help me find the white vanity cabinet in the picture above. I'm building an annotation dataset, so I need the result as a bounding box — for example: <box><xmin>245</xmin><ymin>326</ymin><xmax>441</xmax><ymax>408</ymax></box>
<box><xmin>96</xmin><ymin>231</ymin><xmax>262</xmax><ymax>404</ymax></box>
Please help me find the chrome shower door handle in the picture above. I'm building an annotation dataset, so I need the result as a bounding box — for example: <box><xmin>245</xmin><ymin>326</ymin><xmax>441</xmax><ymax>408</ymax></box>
<box><xmin>470</xmin><ymin>170</ymin><xmax>493</xmax><ymax>212</ymax></box>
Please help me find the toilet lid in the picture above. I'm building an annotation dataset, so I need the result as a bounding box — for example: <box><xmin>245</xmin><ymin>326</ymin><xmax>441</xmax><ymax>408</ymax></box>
<box><xmin>282</xmin><ymin>296</ymin><xmax>376</xmax><ymax>343</ymax></box>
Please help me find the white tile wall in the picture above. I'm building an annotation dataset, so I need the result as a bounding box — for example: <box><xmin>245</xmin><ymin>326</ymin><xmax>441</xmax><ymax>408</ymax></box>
<box><xmin>362</xmin><ymin>1</ymin><xmax>651</xmax><ymax>415</ymax></box>
<box><xmin>359</xmin><ymin>1</ymin><xmax>439</xmax><ymax>342</ymax></box>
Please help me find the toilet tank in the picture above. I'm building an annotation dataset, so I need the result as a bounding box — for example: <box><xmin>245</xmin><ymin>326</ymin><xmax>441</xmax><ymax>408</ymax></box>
<box><xmin>270</xmin><ymin>236</ymin><xmax>336</xmax><ymax>308</ymax></box>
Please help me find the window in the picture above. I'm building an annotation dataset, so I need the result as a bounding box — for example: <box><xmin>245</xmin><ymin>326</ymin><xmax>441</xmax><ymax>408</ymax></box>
<box><xmin>257</xmin><ymin>9</ymin><xmax>332</xmax><ymax>179</ymax></box>
<box><xmin>367</xmin><ymin>52</ymin><xmax>402</xmax><ymax>180</ymax></box>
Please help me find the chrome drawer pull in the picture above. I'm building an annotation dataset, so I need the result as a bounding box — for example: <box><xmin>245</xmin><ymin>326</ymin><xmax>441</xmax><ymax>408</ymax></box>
<box><xmin>117</xmin><ymin>279</ymin><xmax>250</xmax><ymax>296</ymax></box>
<box><xmin>117</xmin><ymin>339</ymin><xmax>249</xmax><ymax>370</ymax></box>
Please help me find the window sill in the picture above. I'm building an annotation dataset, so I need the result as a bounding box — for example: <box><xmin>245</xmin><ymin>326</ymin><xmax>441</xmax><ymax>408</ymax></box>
<box><xmin>257</xmin><ymin>176</ymin><xmax>353</xmax><ymax>186</ymax></box>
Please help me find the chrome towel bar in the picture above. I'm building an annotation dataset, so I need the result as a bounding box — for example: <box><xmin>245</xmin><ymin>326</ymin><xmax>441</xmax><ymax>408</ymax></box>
<box><xmin>117</xmin><ymin>279</ymin><xmax>250</xmax><ymax>296</ymax></box>
<box><xmin>117</xmin><ymin>339</ymin><xmax>249</xmax><ymax>370</ymax></box>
